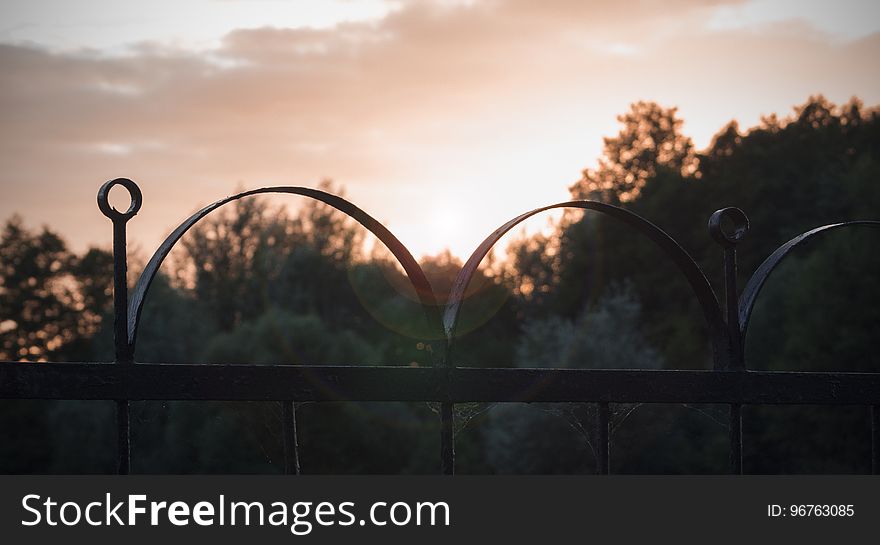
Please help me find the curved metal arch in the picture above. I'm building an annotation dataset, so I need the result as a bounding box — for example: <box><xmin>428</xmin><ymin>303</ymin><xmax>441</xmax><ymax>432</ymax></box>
<box><xmin>443</xmin><ymin>200</ymin><xmax>727</xmax><ymax>366</ymax></box>
<box><xmin>738</xmin><ymin>220</ymin><xmax>880</xmax><ymax>344</ymax></box>
<box><xmin>127</xmin><ymin>187</ymin><xmax>443</xmax><ymax>358</ymax></box>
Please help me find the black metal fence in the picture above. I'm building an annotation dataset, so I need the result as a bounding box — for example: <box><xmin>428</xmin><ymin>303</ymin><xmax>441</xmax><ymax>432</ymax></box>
<box><xmin>1</xmin><ymin>178</ymin><xmax>879</xmax><ymax>475</ymax></box>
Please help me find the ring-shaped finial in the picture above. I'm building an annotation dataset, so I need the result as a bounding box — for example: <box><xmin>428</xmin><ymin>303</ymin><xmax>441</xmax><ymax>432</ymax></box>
<box><xmin>97</xmin><ymin>178</ymin><xmax>143</xmax><ymax>222</ymax></box>
<box><xmin>709</xmin><ymin>207</ymin><xmax>749</xmax><ymax>248</ymax></box>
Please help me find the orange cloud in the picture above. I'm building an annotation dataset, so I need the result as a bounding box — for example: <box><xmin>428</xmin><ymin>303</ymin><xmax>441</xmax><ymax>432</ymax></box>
<box><xmin>0</xmin><ymin>0</ymin><xmax>877</xmax><ymax>259</ymax></box>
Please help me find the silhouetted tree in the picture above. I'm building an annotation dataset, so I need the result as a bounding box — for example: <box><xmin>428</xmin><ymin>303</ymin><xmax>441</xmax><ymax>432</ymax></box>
<box><xmin>571</xmin><ymin>101</ymin><xmax>696</xmax><ymax>202</ymax></box>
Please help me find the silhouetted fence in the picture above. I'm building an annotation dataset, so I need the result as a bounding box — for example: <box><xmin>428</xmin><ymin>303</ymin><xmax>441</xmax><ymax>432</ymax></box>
<box><xmin>1</xmin><ymin>178</ymin><xmax>879</xmax><ymax>474</ymax></box>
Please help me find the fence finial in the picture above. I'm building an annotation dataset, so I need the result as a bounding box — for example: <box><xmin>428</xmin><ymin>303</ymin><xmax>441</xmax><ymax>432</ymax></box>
<box><xmin>709</xmin><ymin>207</ymin><xmax>748</xmax><ymax>475</ymax></box>
<box><xmin>709</xmin><ymin>207</ymin><xmax>749</xmax><ymax>248</ymax></box>
<box><xmin>97</xmin><ymin>177</ymin><xmax>142</xmax><ymax>223</ymax></box>
<box><xmin>97</xmin><ymin>177</ymin><xmax>142</xmax><ymax>475</ymax></box>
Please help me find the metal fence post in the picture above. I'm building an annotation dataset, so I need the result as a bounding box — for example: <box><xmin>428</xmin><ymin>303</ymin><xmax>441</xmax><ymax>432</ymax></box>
<box><xmin>97</xmin><ymin>178</ymin><xmax>142</xmax><ymax>475</ymax></box>
<box><xmin>709</xmin><ymin>208</ymin><xmax>749</xmax><ymax>475</ymax></box>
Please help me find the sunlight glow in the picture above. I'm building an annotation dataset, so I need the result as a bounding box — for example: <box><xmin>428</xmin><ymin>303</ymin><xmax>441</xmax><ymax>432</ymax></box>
<box><xmin>1</xmin><ymin>0</ymin><xmax>878</xmax><ymax>263</ymax></box>
<box><xmin>396</xmin><ymin>202</ymin><xmax>471</xmax><ymax>260</ymax></box>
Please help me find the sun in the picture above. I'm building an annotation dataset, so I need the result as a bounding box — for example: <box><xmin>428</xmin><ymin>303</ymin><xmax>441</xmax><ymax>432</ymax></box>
<box><xmin>389</xmin><ymin>202</ymin><xmax>477</xmax><ymax>261</ymax></box>
<box><xmin>428</xmin><ymin>206</ymin><xmax>462</xmax><ymax>239</ymax></box>
<box><xmin>422</xmin><ymin>205</ymin><xmax>468</xmax><ymax>258</ymax></box>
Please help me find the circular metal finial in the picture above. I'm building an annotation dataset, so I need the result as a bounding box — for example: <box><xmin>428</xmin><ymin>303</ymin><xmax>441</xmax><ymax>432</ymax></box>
<box><xmin>709</xmin><ymin>207</ymin><xmax>749</xmax><ymax>247</ymax></box>
<box><xmin>97</xmin><ymin>178</ymin><xmax>142</xmax><ymax>221</ymax></box>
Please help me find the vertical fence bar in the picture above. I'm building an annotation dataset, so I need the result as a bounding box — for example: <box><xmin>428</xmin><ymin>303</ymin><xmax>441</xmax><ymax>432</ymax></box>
<box><xmin>98</xmin><ymin>179</ymin><xmax>142</xmax><ymax>475</ymax></box>
<box><xmin>709</xmin><ymin>208</ymin><xmax>749</xmax><ymax>475</ymax></box>
<box><xmin>596</xmin><ymin>402</ymin><xmax>610</xmax><ymax>474</ymax></box>
<box><xmin>872</xmin><ymin>405</ymin><xmax>879</xmax><ymax>475</ymax></box>
<box><xmin>116</xmin><ymin>399</ymin><xmax>130</xmax><ymax>474</ymax></box>
<box><xmin>282</xmin><ymin>401</ymin><xmax>301</xmax><ymax>475</ymax></box>
<box><xmin>729</xmin><ymin>404</ymin><xmax>743</xmax><ymax>474</ymax></box>
<box><xmin>725</xmin><ymin>241</ymin><xmax>744</xmax><ymax>475</ymax></box>
<box><xmin>440</xmin><ymin>337</ymin><xmax>455</xmax><ymax>475</ymax></box>
<box><xmin>440</xmin><ymin>402</ymin><xmax>454</xmax><ymax>475</ymax></box>
<box><xmin>723</xmin><ymin>247</ymin><xmax>742</xmax><ymax>367</ymax></box>
<box><xmin>112</xmin><ymin>218</ymin><xmax>132</xmax><ymax>475</ymax></box>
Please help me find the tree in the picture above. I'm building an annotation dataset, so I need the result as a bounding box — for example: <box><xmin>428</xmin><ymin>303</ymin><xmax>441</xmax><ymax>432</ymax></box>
<box><xmin>0</xmin><ymin>218</ymin><xmax>115</xmax><ymax>472</ymax></box>
<box><xmin>172</xmin><ymin>179</ymin><xmax>367</xmax><ymax>332</ymax></box>
<box><xmin>571</xmin><ymin>101</ymin><xmax>697</xmax><ymax>202</ymax></box>
<box><xmin>0</xmin><ymin>217</ymin><xmax>78</xmax><ymax>361</ymax></box>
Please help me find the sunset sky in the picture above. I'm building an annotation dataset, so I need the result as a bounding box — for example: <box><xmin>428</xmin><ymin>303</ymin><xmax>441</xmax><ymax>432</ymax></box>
<box><xmin>1</xmin><ymin>0</ymin><xmax>879</xmax><ymax>259</ymax></box>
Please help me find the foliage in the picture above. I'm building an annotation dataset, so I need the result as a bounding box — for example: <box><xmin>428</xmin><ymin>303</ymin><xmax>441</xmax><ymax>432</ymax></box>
<box><xmin>0</xmin><ymin>217</ymin><xmax>111</xmax><ymax>362</ymax></box>
<box><xmin>483</xmin><ymin>286</ymin><xmax>665</xmax><ymax>473</ymax></box>
<box><xmin>572</xmin><ymin>101</ymin><xmax>697</xmax><ymax>202</ymax></box>
<box><xmin>1</xmin><ymin>95</ymin><xmax>878</xmax><ymax>473</ymax></box>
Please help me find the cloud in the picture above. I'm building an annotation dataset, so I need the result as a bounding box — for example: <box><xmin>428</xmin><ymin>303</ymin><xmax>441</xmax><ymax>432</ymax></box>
<box><xmin>0</xmin><ymin>0</ymin><xmax>878</xmax><ymax>258</ymax></box>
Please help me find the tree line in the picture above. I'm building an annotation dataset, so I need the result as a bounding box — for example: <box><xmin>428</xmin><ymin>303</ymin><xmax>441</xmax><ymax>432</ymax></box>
<box><xmin>1</xmin><ymin>95</ymin><xmax>878</xmax><ymax>473</ymax></box>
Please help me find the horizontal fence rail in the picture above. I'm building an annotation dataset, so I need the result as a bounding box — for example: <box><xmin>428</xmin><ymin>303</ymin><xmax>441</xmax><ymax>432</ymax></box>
<box><xmin>1</xmin><ymin>178</ymin><xmax>879</xmax><ymax>475</ymax></box>
<box><xmin>2</xmin><ymin>363</ymin><xmax>880</xmax><ymax>405</ymax></box>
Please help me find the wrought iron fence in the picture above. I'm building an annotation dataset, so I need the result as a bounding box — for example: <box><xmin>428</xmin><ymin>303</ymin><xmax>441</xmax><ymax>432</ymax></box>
<box><xmin>1</xmin><ymin>178</ymin><xmax>879</xmax><ymax>475</ymax></box>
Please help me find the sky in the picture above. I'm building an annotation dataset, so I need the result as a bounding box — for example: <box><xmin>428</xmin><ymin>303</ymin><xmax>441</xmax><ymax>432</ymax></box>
<box><xmin>1</xmin><ymin>0</ymin><xmax>879</xmax><ymax>260</ymax></box>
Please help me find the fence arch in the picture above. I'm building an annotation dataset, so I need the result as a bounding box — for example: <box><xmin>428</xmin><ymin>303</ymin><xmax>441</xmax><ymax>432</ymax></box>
<box><xmin>1</xmin><ymin>179</ymin><xmax>878</xmax><ymax>476</ymax></box>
